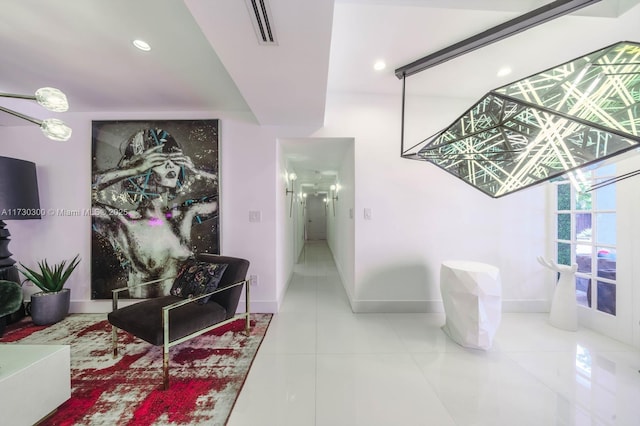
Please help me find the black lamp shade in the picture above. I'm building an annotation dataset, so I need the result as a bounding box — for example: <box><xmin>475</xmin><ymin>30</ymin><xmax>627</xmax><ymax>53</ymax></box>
<box><xmin>0</xmin><ymin>156</ymin><xmax>41</xmax><ymax>220</ymax></box>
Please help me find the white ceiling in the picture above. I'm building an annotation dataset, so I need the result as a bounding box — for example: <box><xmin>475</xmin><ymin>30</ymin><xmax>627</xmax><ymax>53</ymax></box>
<box><xmin>1</xmin><ymin>0</ymin><xmax>639</xmax><ymax>191</ymax></box>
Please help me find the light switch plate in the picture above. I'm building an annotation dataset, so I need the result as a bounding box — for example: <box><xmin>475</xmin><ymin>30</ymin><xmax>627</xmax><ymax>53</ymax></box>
<box><xmin>249</xmin><ymin>210</ymin><xmax>262</xmax><ymax>222</ymax></box>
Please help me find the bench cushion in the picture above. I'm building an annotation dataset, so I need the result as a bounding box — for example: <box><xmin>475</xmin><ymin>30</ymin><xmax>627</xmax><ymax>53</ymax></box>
<box><xmin>108</xmin><ymin>296</ymin><xmax>227</xmax><ymax>345</ymax></box>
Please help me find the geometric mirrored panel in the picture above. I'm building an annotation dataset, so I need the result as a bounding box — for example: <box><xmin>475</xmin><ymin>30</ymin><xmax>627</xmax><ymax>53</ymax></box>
<box><xmin>402</xmin><ymin>41</ymin><xmax>640</xmax><ymax>198</ymax></box>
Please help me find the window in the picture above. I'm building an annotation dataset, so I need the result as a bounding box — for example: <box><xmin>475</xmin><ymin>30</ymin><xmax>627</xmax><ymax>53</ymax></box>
<box><xmin>554</xmin><ymin>166</ymin><xmax>617</xmax><ymax>316</ymax></box>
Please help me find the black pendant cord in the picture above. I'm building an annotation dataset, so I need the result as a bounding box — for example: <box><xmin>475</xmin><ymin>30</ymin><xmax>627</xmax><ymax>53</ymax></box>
<box><xmin>400</xmin><ymin>74</ymin><xmax>406</xmax><ymax>157</ymax></box>
<box><xmin>586</xmin><ymin>168</ymin><xmax>640</xmax><ymax>192</ymax></box>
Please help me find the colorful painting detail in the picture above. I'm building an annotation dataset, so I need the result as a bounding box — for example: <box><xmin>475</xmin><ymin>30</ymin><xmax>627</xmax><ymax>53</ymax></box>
<box><xmin>91</xmin><ymin>120</ymin><xmax>220</xmax><ymax>299</ymax></box>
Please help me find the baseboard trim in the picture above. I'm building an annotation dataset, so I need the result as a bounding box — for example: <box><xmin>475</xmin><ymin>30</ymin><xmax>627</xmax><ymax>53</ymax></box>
<box><xmin>351</xmin><ymin>299</ymin><xmax>549</xmax><ymax>313</ymax></box>
<box><xmin>70</xmin><ymin>300</ymin><xmax>121</xmax><ymax>313</ymax></box>
<box><xmin>71</xmin><ymin>299</ymin><xmax>279</xmax><ymax>314</ymax></box>
<box><xmin>327</xmin><ymin>246</ymin><xmax>357</xmax><ymax>312</ymax></box>
<box><xmin>236</xmin><ymin>300</ymin><xmax>278</xmax><ymax>314</ymax></box>
<box><xmin>352</xmin><ymin>300</ymin><xmax>444</xmax><ymax>313</ymax></box>
<box><xmin>502</xmin><ymin>299</ymin><xmax>549</xmax><ymax>313</ymax></box>
<box><xmin>71</xmin><ymin>299</ymin><xmax>547</xmax><ymax>315</ymax></box>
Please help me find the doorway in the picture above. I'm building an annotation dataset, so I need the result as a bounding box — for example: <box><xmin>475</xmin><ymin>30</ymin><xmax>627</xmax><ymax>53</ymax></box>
<box><xmin>305</xmin><ymin>194</ymin><xmax>327</xmax><ymax>240</ymax></box>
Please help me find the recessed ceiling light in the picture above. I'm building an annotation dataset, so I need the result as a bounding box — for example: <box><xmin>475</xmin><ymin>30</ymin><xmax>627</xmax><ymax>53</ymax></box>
<box><xmin>133</xmin><ymin>39</ymin><xmax>151</xmax><ymax>51</ymax></box>
<box><xmin>497</xmin><ymin>67</ymin><xmax>512</xmax><ymax>77</ymax></box>
<box><xmin>374</xmin><ymin>60</ymin><xmax>386</xmax><ymax>71</ymax></box>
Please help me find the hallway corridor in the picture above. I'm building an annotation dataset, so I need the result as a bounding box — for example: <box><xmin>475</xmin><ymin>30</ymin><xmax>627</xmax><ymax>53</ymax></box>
<box><xmin>228</xmin><ymin>241</ymin><xmax>640</xmax><ymax>426</ymax></box>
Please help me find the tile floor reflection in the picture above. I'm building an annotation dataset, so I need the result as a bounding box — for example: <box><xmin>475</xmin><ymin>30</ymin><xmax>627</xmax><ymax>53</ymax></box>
<box><xmin>228</xmin><ymin>241</ymin><xmax>640</xmax><ymax>426</ymax></box>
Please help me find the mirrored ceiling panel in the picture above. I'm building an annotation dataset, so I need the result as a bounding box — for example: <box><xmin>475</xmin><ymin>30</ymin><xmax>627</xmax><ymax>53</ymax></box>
<box><xmin>402</xmin><ymin>41</ymin><xmax>640</xmax><ymax>198</ymax></box>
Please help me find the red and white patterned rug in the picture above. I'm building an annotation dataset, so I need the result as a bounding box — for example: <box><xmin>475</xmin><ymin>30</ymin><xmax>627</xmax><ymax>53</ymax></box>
<box><xmin>1</xmin><ymin>313</ymin><xmax>272</xmax><ymax>425</ymax></box>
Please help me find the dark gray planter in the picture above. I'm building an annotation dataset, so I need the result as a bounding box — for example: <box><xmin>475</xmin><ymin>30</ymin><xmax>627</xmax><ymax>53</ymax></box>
<box><xmin>30</xmin><ymin>288</ymin><xmax>70</xmax><ymax>325</ymax></box>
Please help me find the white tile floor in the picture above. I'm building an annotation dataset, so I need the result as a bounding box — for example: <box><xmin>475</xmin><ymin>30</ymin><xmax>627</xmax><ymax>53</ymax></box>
<box><xmin>228</xmin><ymin>241</ymin><xmax>640</xmax><ymax>426</ymax></box>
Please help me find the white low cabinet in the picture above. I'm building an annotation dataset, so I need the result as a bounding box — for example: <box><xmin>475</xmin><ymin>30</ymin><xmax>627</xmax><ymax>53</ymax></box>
<box><xmin>0</xmin><ymin>344</ymin><xmax>71</xmax><ymax>426</ymax></box>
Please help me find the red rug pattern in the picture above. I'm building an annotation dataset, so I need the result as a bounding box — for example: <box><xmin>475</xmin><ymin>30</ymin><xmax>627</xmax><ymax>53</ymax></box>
<box><xmin>1</xmin><ymin>313</ymin><xmax>271</xmax><ymax>425</ymax></box>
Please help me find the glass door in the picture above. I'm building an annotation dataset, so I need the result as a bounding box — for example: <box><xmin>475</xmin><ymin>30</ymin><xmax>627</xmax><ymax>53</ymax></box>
<box><xmin>553</xmin><ymin>165</ymin><xmax>630</xmax><ymax>341</ymax></box>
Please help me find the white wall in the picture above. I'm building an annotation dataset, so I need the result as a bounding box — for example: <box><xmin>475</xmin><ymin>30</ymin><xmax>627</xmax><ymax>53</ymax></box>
<box><xmin>317</xmin><ymin>92</ymin><xmax>548</xmax><ymax>312</ymax></box>
<box><xmin>275</xmin><ymin>144</ymin><xmax>290</xmax><ymax>308</ymax></box>
<box><xmin>0</xmin><ymin>110</ymin><xmax>286</xmax><ymax>313</ymax></box>
<box><xmin>325</xmin><ymin>140</ymin><xmax>356</xmax><ymax>304</ymax></box>
<box><xmin>276</xmin><ymin>150</ymin><xmax>306</xmax><ymax>310</ymax></box>
<box><xmin>0</xmin><ymin>121</ymin><xmax>93</xmax><ymax>303</ymax></box>
<box><xmin>219</xmin><ymin>117</ymin><xmax>280</xmax><ymax>313</ymax></box>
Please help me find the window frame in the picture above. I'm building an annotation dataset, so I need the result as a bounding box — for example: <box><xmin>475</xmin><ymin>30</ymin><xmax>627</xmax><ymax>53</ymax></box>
<box><xmin>553</xmin><ymin>169</ymin><xmax>617</xmax><ymax>316</ymax></box>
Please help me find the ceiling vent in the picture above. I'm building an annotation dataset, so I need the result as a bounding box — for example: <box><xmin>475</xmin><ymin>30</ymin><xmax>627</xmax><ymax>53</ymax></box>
<box><xmin>245</xmin><ymin>0</ymin><xmax>278</xmax><ymax>46</ymax></box>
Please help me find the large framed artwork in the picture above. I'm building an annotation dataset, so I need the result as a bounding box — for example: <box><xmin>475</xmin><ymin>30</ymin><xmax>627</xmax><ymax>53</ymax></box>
<box><xmin>91</xmin><ymin>119</ymin><xmax>220</xmax><ymax>299</ymax></box>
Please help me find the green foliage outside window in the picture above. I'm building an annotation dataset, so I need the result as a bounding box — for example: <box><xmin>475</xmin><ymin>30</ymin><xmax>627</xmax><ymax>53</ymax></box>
<box><xmin>557</xmin><ymin>242</ymin><xmax>571</xmax><ymax>266</ymax></box>
<box><xmin>557</xmin><ymin>183</ymin><xmax>571</xmax><ymax>210</ymax></box>
<box><xmin>557</xmin><ymin>213</ymin><xmax>571</xmax><ymax>241</ymax></box>
<box><xmin>576</xmin><ymin>187</ymin><xmax>592</xmax><ymax>210</ymax></box>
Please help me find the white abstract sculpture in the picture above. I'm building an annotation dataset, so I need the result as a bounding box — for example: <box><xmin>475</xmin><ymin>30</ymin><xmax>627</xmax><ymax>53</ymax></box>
<box><xmin>537</xmin><ymin>256</ymin><xmax>578</xmax><ymax>331</ymax></box>
<box><xmin>440</xmin><ymin>260</ymin><xmax>502</xmax><ymax>350</ymax></box>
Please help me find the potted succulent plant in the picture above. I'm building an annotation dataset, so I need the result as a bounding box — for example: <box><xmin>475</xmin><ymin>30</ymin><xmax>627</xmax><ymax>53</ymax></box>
<box><xmin>19</xmin><ymin>254</ymin><xmax>81</xmax><ymax>325</ymax></box>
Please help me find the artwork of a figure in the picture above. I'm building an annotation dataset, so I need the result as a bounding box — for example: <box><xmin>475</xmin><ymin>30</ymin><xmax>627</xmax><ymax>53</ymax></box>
<box><xmin>91</xmin><ymin>120</ymin><xmax>220</xmax><ymax>299</ymax></box>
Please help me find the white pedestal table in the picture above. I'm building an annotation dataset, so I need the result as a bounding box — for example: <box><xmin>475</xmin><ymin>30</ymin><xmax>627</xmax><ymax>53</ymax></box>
<box><xmin>440</xmin><ymin>260</ymin><xmax>502</xmax><ymax>350</ymax></box>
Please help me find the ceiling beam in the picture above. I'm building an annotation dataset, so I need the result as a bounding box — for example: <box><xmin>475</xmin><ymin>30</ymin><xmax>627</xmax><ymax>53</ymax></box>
<box><xmin>394</xmin><ymin>0</ymin><xmax>601</xmax><ymax>79</ymax></box>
